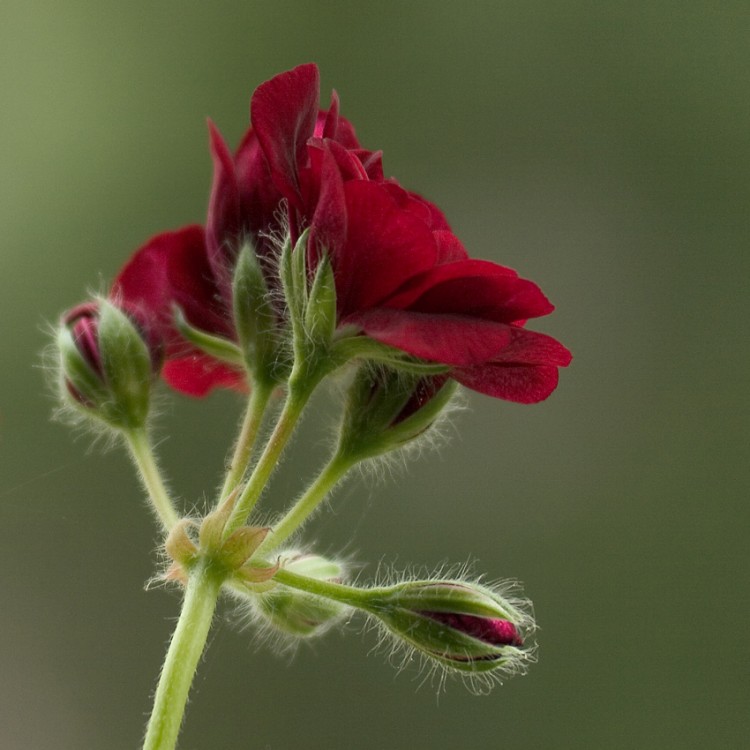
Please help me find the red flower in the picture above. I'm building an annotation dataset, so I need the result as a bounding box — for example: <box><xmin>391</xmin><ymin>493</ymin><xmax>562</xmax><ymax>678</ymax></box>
<box><xmin>113</xmin><ymin>63</ymin><xmax>570</xmax><ymax>403</ymax></box>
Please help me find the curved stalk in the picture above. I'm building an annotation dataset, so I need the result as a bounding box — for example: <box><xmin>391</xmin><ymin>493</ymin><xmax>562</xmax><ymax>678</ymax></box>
<box><xmin>125</xmin><ymin>428</ymin><xmax>179</xmax><ymax>532</ymax></box>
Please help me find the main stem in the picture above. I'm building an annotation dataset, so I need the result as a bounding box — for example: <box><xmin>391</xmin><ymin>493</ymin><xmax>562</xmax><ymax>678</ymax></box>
<box><xmin>142</xmin><ymin>562</ymin><xmax>223</xmax><ymax>750</ymax></box>
<box><xmin>217</xmin><ymin>381</ymin><xmax>273</xmax><ymax>504</ymax></box>
<box><xmin>255</xmin><ymin>453</ymin><xmax>354</xmax><ymax>557</ymax></box>
<box><xmin>125</xmin><ymin>428</ymin><xmax>179</xmax><ymax>532</ymax></box>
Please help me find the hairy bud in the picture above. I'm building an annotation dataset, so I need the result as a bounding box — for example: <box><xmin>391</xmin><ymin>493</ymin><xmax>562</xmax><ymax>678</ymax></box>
<box><xmin>364</xmin><ymin>579</ymin><xmax>534</xmax><ymax>678</ymax></box>
<box><xmin>57</xmin><ymin>299</ymin><xmax>162</xmax><ymax>430</ymax></box>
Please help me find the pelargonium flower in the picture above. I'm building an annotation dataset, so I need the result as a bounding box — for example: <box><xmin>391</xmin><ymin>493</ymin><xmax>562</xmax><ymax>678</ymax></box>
<box><xmin>113</xmin><ymin>63</ymin><xmax>570</xmax><ymax>403</ymax></box>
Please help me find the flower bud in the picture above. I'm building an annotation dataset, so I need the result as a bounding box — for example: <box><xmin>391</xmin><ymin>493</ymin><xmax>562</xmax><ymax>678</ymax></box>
<box><xmin>254</xmin><ymin>551</ymin><xmax>347</xmax><ymax>638</ymax></box>
<box><xmin>57</xmin><ymin>299</ymin><xmax>162</xmax><ymax>429</ymax></box>
<box><xmin>364</xmin><ymin>580</ymin><xmax>533</xmax><ymax>676</ymax></box>
<box><xmin>337</xmin><ymin>367</ymin><xmax>457</xmax><ymax>461</ymax></box>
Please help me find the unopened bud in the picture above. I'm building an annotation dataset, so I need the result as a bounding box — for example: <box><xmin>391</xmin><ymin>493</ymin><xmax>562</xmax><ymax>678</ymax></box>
<box><xmin>254</xmin><ymin>551</ymin><xmax>347</xmax><ymax>638</ymax></box>
<box><xmin>364</xmin><ymin>579</ymin><xmax>533</xmax><ymax>676</ymax></box>
<box><xmin>57</xmin><ymin>300</ymin><xmax>161</xmax><ymax>429</ymax></box>
<box><xmin>337</xmin><ymin>367</ymin><xmax>457</xmax><ymax>461</ymax></box>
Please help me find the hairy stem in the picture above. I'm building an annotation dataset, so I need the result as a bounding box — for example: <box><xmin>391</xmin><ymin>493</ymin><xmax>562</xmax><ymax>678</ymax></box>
<box><xmin>217</xmin><ymin>382</ymin><xmax>274</xmax><ymax>504</ymax></box>
<box><xmin>142</xmin><ymin>563</ymin><xmax>223</xmax><ymax>750</ymax></box>
<box><xmin>125</xmin><ymin>428</ymin><xmax>179</xmax><ymax>531</ymax></box>
<box><xmin>222</xmin><ymin>384</ymin><xmax>312</xmax><ymax>538</ymax></box>
<box><xmin>255</xmin><ymin>453</ymin><xmax>354</xmax><ymax>557</ymax></box>
<box><xmin>273</xmin><ymin>568</ymin><xmax>374</xmax><ymax>609</ymax></box>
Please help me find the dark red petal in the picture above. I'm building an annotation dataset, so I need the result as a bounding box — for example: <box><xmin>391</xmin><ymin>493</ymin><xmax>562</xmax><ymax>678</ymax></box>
<box><xmin>234</xmin><ymin>127</ymin><xmax>285</xmax><ymax>260</ymax></box>
<box><xmin>206</xmin><ymin>121</ymin><xmax>241</xmax><ymax>288</ymax></box>
<box><xmin>483</xmin><ymin>326</ymin><xmax>572</xmax><ymax>366</ymax></box>
<box><xmin>165</xmin><ymin>227</ymin><xmax>234</xmax><ymax>340</ymax></box>
<box><xmin>317</xmin><ymin>92</ymin><xmax>360</xmax><ymax>148</ymax></box>
<box><xmin>406</xmin><ymin>262</ymin><xmax>554</xmax><ymax>324</ymax></box>
<box><xmin>453</xmin><ymin>363</ymin><xmax>561</xmax><ymax>404</ymax></box>
<box><xmin>308</xmin><ymin>147</ymin><xmax>347</xmax><ymax>265</ymax></box>
<box><xmin>335</xmin><ymin>181</ymin><xmax>438</xmax><ymax>316</ymax></box>
<box><xmin>347</xmin><ymin>309</ymin><xmax>517</xmax><ymax>366</ymax></box>
<box><xmin>320</xmin><ymin>91</ymin><xmax>340</xmax><ymax>140</ymax></box>
<box><xmin>355</xmin><ymin>149</ymin><xmax>384</xmax><ymax>180</ymax></box>
<box><xmin>453</xmin><ymin>327</ymin><xmax>572</xmax><ymax>403</ymax></box>
<box><xmin>433</xmin><ymin>230</ymin><xmax>470</xmax><ymax>263</ymax></box>
<box><xmin>384</xmin><ymin>258</ymin><xmax>529</xmax><ymax>317</ymax></box>
<box><xmin>112</xmin><ymin>226</ymin><xmax>205</xmax><ymax>338</ymax></box>
<box><xmin>251</xmin><ymin>63</ymin><xmax>320</xmax><ymax>209</ymax></box>
<box><xmin>384</xmin><ymin>183</ymin><xmax>452</xmax><ymax>231</ymax></box>
<box><xmin>162</xmin><ymin>355</ymin><xmax>247</xmax><ymax>397</ymax></box>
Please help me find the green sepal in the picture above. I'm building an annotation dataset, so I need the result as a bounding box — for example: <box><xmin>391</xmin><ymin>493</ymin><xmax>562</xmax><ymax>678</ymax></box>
<box><xmin>369</xmin><ymin>580</ymin><xmax>519</xmax><ymax>620</ymax></box>
<box><xmin>279</xmin><ymin>230</ymin><xmax>310</xmax><ymax>336</ymax></box>
<box><xmin>173</xmin><ymin>306</ymin><xmax>244</xmax><ymax>367</ymax></box>
<box><xmin>232</xmin><ymin>242</ymin><xmax>283</xmax><ymax>385</ymax></box>
<box><xmin>97</xmin><ymin>301</ymin><xmax>154</xmax><ymax>428</ymax></box>
<box><xmin>304</xmin><ymin>256</ymin><xmax>337</xmax><ymax>346</ymax></box>
<box><xmin>57</xmin><ymin>327</ymin><xmax>110</xmax><ymax>409</ymax></box>
<box><xmin>330</xmin><ymin>335</ymin><xmax>451</xmax><ymax>376</ymax></box>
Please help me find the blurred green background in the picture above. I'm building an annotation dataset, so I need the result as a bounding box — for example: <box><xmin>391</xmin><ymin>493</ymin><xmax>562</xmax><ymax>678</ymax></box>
<box><xmin>1</xmin><ymin>1</ymin><xmax>748</xmax><ymax>748</ymax></box>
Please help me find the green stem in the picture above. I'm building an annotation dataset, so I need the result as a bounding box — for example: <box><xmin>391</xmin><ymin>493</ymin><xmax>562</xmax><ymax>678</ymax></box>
<box><xmin>125</xmin><ymin>428</ymin><xmax>179</xmax><ymax>532</ymax></box>
<box><xmin>273</xmin><ymin>568</ymin><xmax>374</xmax><ymax>609</ymax></box>
<box><xmin>142</xmin><ymin>562</ymin><xmax>223</xmax><ymax>750</ymax></box>
<box><xmin>222</xmin><ymin>383</ymin><xmax>313</xmax><ymax>538</ymax></box>
<box><xmin>217</xmin><ymin>382</ymin><xmax>274</xmax><ymax>504</ymax></box>
<box><xmin>255</xmin><ymin>452</ymin><xmax>355</xmax><ymax>558</ymax></box>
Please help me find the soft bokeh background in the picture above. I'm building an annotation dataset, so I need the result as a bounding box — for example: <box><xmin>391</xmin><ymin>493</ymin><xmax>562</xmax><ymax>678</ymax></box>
<box><xmin>2</xmin><ymin>2</ymin><xmax>748</xmax><ymax>748</ymax></box>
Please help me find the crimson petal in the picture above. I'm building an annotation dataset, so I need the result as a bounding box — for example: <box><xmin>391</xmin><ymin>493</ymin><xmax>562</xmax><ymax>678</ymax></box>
<box><xmin>112</xmin><ymin>225</ymin><xmax>205</xmax><ymax>339</ymax></box>
<box><xmin>251</xmin><ymin>63</ymin><xmax>320</xmax><ymax>209</ymax></box>
<box><xmin>453</xmin><ymin>327</ymin><xmax>572</xmax><ymax>403</ymax></box>
<box><xmin>347</xmin><ymin>309</ymin><xmax>518</xmax><ymax>366</ymax></box>
<box><xmin>163</xmin><ymin>355</ymin><xmax>246</xmax><ymax>397</ymax></box>
<box><xmin>334</xmin><ymin>181</ymin><xmax>438</xmax><ymax>317</ymax></box>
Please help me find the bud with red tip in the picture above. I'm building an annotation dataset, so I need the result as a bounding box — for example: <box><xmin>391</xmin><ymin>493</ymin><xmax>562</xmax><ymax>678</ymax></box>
<box><xmin>57</xmin><ymin>299</ymin><xmax>162</xmax><ymax>430</ymax></box>
<box><xmin>363</xmin><ymin>579</ymin><xmax>534</xmax><ymax>678</ymax></box>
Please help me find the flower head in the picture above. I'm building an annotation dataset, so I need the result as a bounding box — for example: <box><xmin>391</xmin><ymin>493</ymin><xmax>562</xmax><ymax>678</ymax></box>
<box><xmin>112</xmin><ymin>63</ymin><xmax>570</xmax><ymax>403</ymax></box>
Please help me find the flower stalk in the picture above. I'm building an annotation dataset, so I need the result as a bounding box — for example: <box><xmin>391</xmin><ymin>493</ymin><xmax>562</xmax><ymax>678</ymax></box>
<box><xmin>221</xmin><ymin>379</ymin><xmax>316</xmax><ymax>539</ymax></box>
<box><xmin>142</xmin><ymin>561</ymin><xmax>223</xmax><ymax>750</ymax></box>
<box><xmin>124</xmin><ymin>428</ymin><xmax>179</xmax><ymax>532</ymax></box>
<box><xmin>217</xmin><ymin>381</ymin><xmax>274</xmax><ymax>503</ymax></box>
